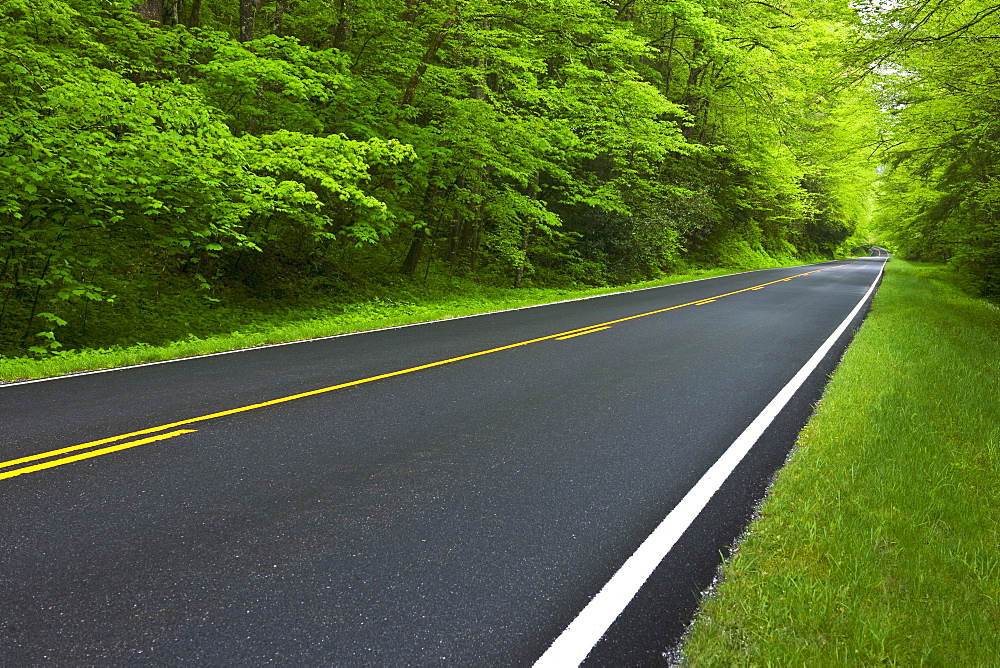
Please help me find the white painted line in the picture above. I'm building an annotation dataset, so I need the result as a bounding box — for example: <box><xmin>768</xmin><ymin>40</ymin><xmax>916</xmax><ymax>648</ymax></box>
<box><xmin>1</xmin><ymin>261</ymin><xmax>848</xmax><ymax>388</ymax></box>
<box><xmin>534</xmin><ymin>258</ymin><xmax>887</xmax><ymax>667</ymax></box>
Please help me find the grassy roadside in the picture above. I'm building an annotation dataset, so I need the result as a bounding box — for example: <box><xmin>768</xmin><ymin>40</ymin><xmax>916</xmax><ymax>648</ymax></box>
<box><xmin>680</xmin><ymin>260</ymin><xmax>1000</xmax><ymax>664</ymax></box>
<box><xmin>0</xmin><ymin>265</ymin><xmax>760</xmax><ymax>383</ymax></box>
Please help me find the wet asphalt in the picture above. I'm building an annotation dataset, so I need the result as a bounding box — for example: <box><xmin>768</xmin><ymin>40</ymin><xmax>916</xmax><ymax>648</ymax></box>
<box><xmin>0</xmin><ymin>257</ymin><xmax>885</xmax><ymax>664</ymax></box>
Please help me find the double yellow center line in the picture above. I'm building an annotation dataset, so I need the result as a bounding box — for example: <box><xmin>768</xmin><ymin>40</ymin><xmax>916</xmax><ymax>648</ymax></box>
<box><xmin>0</xmin><ymin>264</ymin><xmax>846</xmax><ymax>481</ymax></box>
<box><xmin>0</xmin><ymin>430</ymin><xmax>197</xmax><ymax>481</ymax></box>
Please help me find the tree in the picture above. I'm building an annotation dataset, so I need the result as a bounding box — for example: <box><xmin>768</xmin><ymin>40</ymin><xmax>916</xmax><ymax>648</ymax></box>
<box><xmin>860</xmin><ymin>0</ymin><xmax>1000</xmax><ymax>295</ymax></box>
<box><xmin>0</xmin><ymin>0</ymin><xmax>885</xmax><ymax>355</ymax></box>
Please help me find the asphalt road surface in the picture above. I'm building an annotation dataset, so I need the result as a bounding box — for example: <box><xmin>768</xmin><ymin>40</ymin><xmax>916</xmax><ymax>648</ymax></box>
<box><xmin>1</xmin><ymin>257</ymin><xmax>886</xmax><ymax>664</ymax></box>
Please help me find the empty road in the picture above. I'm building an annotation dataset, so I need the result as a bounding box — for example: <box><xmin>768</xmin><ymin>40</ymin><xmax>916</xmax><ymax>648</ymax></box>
<box><xmin>0</xmin><ymin>257</ymin><xmax>886</xmax><ymax>664</ymax></box>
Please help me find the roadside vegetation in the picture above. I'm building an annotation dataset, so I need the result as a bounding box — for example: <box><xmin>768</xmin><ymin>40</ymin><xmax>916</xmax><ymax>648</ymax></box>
<box><xmin>9</xmin><ymin>0</ymin><xmax>996</xmax><ymax>377</ymax></box>
<box><xmin>680</xmin><ymin>259</ymin><xmax>1000</xmax><ymax>665</ymax></box>
<box><xmin>0</xmin><ymin>0</ymin><xmax>880</xmax><ymax>361</ymax></box>
<box><xmin>0</xmin><ymin>259</ymin><xmax>813</xmax><ymax>382</ymax></box>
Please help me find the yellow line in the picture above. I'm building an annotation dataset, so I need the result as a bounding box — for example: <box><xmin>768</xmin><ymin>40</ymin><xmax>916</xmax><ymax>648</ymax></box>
<box><xmin>559</xmin><ymin>267</ymin><xmax>824</xmax><ymax>332</ymax></box>
<box><xmin>0</xmin><ymin>430</ymin><xmax>196</xmax><ymax>480</ymax></box>
<box><xmin>4</xmin><ymin>265</ymin><xmax>841</xmax><ymax>476</ymax></box>
<box><xmin>0</xmin><ymin>432</ymin><xmax>167</xmax><ymax>469</ymax></box>
<box><xmin>0</xmin><ymin>331</ymin><xmax>587</xmax><ymax>470</ymax></box>
<box><xmin>556</xmin><ymin>326</ymin><xmax>613</xmax><ymax>340</ymax></box>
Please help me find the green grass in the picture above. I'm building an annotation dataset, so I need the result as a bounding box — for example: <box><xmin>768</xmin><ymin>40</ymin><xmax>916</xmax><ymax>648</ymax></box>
<box><xmin>0</xmin><ymin>265</ymin><xmax>764</xmax><ymax>382</ymax></box>
<box><xmin>680</xmin><ymin>259</ymin><xmax>1000</xmax><ymax>665</ymax></box>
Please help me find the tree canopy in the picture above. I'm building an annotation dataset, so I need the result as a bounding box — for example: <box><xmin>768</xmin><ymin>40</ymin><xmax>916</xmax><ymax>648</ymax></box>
<box><xmin>0</xmin><ymin>0</ymin><xmax>900</xmax><ymax>355</ymax></box>
<box><xmin>861</xmin><ymin>0</ymin><xmax>1000</xmax><ymax>297</ymax></box>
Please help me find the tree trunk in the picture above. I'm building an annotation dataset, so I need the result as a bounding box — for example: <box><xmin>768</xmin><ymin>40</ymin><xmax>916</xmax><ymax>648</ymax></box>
<box><xmin>662</xmin><ymin>17</ymin><xmax>679</xmax><ymax>98</ymax></box>
<box><xmin>186</xmin><ymin>0</ymin><xmax>202</xmax><ymax>27</ymax></box>
<box><xmin>470</xmin><ymin>19</ymin><xmax>490</xmax><ymax>98</ymax></box>
<box><xmin>239</xmin><ymin>0</ymin><xmax>255</xmax><ymax>42</ymax></box>
<box><xmin>332</xmin><ymin>0</ymin><xmax>354</xmax><ymax>50</ymax></box>
<box><xmin>163</xmin><ymin>0</ymin><xmax>180</xmax><ymax>25</ymax></box>
<box><xmin>401</xmin><ymin>230</ymin><xmax>426</xmax><ymax>275</ymax></box>
<box><xmin>514</xmin><ymin>172</ymin><xmax>540</xmax><ymax>288</ymax></box>
<box><xmin>401</xmin><ymin>171</ymin><xmax>442</xmax><ymax>274</ymax></box>
<box><xmin>19</xmin><ymin>251</ymin><xmax>53</xmax><ymax>347</ymax></box>
<box><xmin>680</xmin><ymin>40</ymin><xmax>706</xmax><ymax>140</ymax></box>
<box><xmin>271</xmin><ymin>0</ymin><xmax>287</xmax><ymax>34</ymax></box>
<box><xmin>0</xmin><ymin>248</ymin><xmax>20</xmax><ymax>335</ymax></box>
<box><xmin>448</xmin><ymin>209</ymin><xmax>464</xmax><ymax>274</ymax></box>
<box><xmin>133</xmin><ymin>0</ymin><xmax>165</xmax><ymax>24</ymax></box>
<box><xmin>469</xmin><ymin>219</ymin><xmax>481</xmax><ymax>274</ymax></box>
<box><xmin>401</xmin><ymin>11</ymin><xmax>459</xmax><ymax>107</ymax></box>
<box><xmin>514</xmin><ymin>226</ymin><xmax>531</xmax><ymax>288</ymax></box>
<box><xmin>448</xmin><ymin>175</ymin><xmax>466</xmax><ymax>270</ymax></box>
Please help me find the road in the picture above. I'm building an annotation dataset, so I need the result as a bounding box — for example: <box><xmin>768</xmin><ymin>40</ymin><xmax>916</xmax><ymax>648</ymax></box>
<box><xmin>0</xmin><ymin>257</ymin><xmax>886</xmax><ymax>664</ymax></box>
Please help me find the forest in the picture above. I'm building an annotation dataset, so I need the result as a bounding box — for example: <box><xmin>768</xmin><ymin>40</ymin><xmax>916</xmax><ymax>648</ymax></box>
<box><xmin>0</xmin><ymin>0</ymin><xmax>996</xmax><ymax>357</ymax></box>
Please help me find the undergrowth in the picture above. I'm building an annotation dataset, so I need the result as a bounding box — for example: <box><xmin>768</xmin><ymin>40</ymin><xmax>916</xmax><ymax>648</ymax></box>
<box><xmin>0</xmin><ymin>263</ymin><xmax>783</xmax><ymax>382</ymax></box>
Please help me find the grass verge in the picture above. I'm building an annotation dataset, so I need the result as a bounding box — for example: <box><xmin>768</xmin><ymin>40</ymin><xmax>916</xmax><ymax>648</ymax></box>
<box><xmin>0</xmin><ymin>265</ymin><xmax>762</xmax><ymax>383</ymax></box>
<box><xmin>680</xmin><ymin>259</ymin><xmax>1000</xmax><ymax>664</ymax></box>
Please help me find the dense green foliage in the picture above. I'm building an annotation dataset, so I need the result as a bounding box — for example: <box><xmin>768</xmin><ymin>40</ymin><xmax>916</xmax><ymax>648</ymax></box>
<box><xmin>0</xmin><ymin>265</ymin><xmax>745</xmax><ymax>381</ymax></box>
<box><xmin>863</xmin><ymin>0</ymin><xmax>1000</xmax><ymax>297</ymax></box>
<box><xmin>1</xmin><ymin>0</ymin><xmax>881</xmax><ymax>355</ymax></box>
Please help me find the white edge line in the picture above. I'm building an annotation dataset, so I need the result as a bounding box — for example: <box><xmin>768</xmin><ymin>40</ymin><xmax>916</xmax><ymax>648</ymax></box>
<box><xmin>533</xmin><ymin>258</ymin><xmax>887</xmax><ymax>668</ymax></box>
<box><xmin>1</xmin><ymin>260</ymin><xmax>853</xmax><ymax>388</ymax></box>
